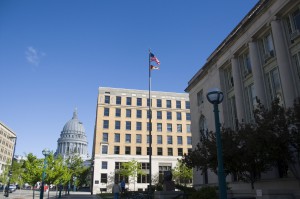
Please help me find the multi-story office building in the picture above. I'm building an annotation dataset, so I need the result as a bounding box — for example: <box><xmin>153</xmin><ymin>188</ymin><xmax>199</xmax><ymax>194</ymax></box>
<box><xmin>185</xmin><ymin>0</ymin><xmax>300</xmax><ymax>197</ymax></box>
<box><xmin>0</xmin><ymin>121</ymin><xmax>17</xmax><ymax>174</ymax></box>
<box><xmin>91</xmin><ymin>87</ymin><xmax>192</xmax><ymax>194</ymax></box>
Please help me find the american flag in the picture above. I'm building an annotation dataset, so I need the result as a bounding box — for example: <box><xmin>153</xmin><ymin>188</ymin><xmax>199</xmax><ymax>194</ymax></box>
<box><xmin>150</xmin><ymin>65</ymin><xmax>160</xmax><ymax>70</ymax></box>
<box><xmin>150</xmin><ymin>53</ymin><xmax>160</xmax><ymax>65</ymax></box>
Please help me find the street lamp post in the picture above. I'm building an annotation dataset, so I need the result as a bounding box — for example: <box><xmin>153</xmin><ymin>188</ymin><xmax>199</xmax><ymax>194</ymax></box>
<box><xmin>206</xmin><ymin>88</ymin><xmax>227</xmax><ymax>199</ymax></box>
<box><xmin>4</xmin><ymin>137</ymin><xmax>17</xmax><ymax>198</ymax></box>
<box><xmin>40</xmin><ymin>148</ymin><xmax>50</xmax><ymax>199</ymax></box>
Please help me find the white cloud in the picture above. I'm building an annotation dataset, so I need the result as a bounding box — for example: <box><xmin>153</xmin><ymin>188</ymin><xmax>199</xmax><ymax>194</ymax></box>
<box><xmin>25</xmin><ymin>46</ymin><xmax>46</xmax><ymax>66</ymax></box>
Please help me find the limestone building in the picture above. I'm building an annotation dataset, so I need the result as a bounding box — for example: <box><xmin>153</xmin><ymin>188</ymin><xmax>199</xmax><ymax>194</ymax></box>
<box><xmin>56</xmin><ymin>110</ymin><xmax>89</xmax><ymax>160</ymax></box>
<box><xmin>185</xmin><ymin>0</ymin><xmax>300</xmax><ymax>197</ymax></box>
<box><xmin>91</xmin><ymin>87</ymin><xmax>192</xmax><ymax>194</ymax></box>
<box><xmin>0</xmin><ymin>121</ymin><xmax>17</xmax><ymax>174</ymax></box>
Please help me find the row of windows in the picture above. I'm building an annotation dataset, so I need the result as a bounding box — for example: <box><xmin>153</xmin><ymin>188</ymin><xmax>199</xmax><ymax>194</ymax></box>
<box><xmin>100</xmin><ymin>164</ymin><xmax>176</xmax><ymax>184</ymax></box>
<box><xmin>102</xmin><ymin>133</ymin><xmax>192</xmax><ymax>145</ymax></box>
<box><xmin>104</xmin><ymin>95</ymin><xmax>190</xmax><ymax>109</ymax></box>
<box><xmin>101</xmin><ymin>145</ymin><xmax>191</xmax><ymax>156</ymax></box>
<box><xmin>103</xmin><ymin>108</ymin><xmax>191</xmax><ymax>120</ymax></box>
<box><xmin>103</xmin><ymin>120</ymin><xmax>191</xmax><ymax>132</ymax></box>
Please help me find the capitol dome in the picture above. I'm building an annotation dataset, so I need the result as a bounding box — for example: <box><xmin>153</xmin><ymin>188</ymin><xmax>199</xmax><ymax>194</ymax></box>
<box><xmin>56</xmin><ymin>109</ymin><xmax>89</xmax><ymax>160</ymax></box>
<box><xmin>62</xmin><ymin>111</ymin><xmax>86</xmax><ymax>135</ymax></box>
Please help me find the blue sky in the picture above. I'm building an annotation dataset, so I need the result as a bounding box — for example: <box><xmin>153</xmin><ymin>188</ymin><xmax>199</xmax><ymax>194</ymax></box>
<box><xmin>0</xmin><ymin>0</ymin><xmax>258</xmax><ymax>158</ymax></box>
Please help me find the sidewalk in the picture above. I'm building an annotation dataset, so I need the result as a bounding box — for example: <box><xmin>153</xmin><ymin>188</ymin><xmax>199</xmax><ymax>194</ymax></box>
<box><xmin>57</xmin><ymin>191</ymin><xmax>99</xmax><ymax>199</ymax></box>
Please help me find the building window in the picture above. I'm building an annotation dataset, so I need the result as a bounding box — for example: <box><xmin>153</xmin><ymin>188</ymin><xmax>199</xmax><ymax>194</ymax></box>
<box><xmin>197</xmin><ymin>90</ymin><xmax>204</xmax><ymax>106</ymax></box>
<box><xmin>126</xmin><ymin>109</ymin><xmax>131</xmax><ymax>118</ymax></box>
<box><xmin>225</xmin><ymin>67</ymin><xmax>234</xmax><ymax>90</ymax></box>
<box><xmin>147</xmin><ymin>135</ymin><xmax>150</xmax><ymax>144</ymax></box>
<box><xmin>103</xmin><ymin>120</ymin><xmax>109</xmax><ymax>129</ymax></box>
<box><xmin>178</xmin><ymin>148</ymin><xmax>183</xmax><ymax>156</ymax></box>
<box><xmin>157</xmin><ymin>147</ymin><xmax>163</xmax><ymax>156</ymax></box>
<box><xmin>114</xmin><ymin>133</ymin><xmax>120</xmax><ymax>142</ymax></box>
<box><xmin>167</xmin><ymin>123</ymin><xmax>172</xmax><ymax>132</ymax></box>
<box><xmin>102</xmin><ymin>133</ymin><xmax>108</xmax><ymax>142</ymax></box>
<box><xmin>168</xmin><ymin>148</ymin><xmax>173</xmax><ymax>156</ymax></box>
<box><xmin>187</xmin><ymin>136</ymin><xmax>192</xmax><ymax>145</ymax></box>
<box><xmin>239</xmin><ymin>52</ymin><xmax>252</xmax><ymax>77</ymax></box>
<box><xmin>147</xmin><ymin>122</ymin><xmax>152</xmax><ymax>131</ymax></box>
<box><xmin>115</xmin><ymin>173</ymin><xmax>129</xmax><ymax>183</ymax></box>
<box><xmin>102</xmin><ymin>145</ymin><xmax>108</xmax><ymax>154</ymax></box>
<box><xmin>157</xmin><ymin>111</ymin><xmax>162</xmax><ymax>119</ymax></box>
<box><xmin>101</xmin><ymin>173</ymin><xmax>107</xmax><ymax>183</ymax></box>
<box><xmin>137</xmin><ymin>98</ymin><xmax>142</xmax><ymax>106</ymax></box>
<box><xmin>125</xmin><ymin>146</ymin><xmax>131</xmax><ymax>155</ymax></box>
<box><xmin>136</xmin><ymin>147</ymin><xmax>142</xmax><ymax>155</ymax></box>
<box><xmin>244</xmin><ymin>84</ymin><xmax>255</xmax><ymax>122</ymax></box>
<box><xmin>136</xmin><ymin>122</ymin><xmax>142</xmax><ymax>130</ymax></box>
<box><xmin>167</xmin><ymin>112</ymin><xmax>172</xmax><ymax>120</ymax></box>
<box><xmin>136</xmin><ymin>134</ymin><xmax>142</xmax><ymax>143</ymax></box>
<box><xmin>115</xmin><ymin>108</ymin><xmax>121</xmax><ymax>117</ymax></box>
<box><xmin>292</xmin><ymin>52</ymin><xmax>300</xmax><ymax>81</ymax></box>
<box><xmin>147</xmin><ymin>110</ymin><xmax>150</xmax><ymax>119</ymax></box>
<box><xmin>176</xmin><ymin>100</ymin><xmax>181</xmax><ymax>109</ymax></box>
<box><xmin>157</xmin><ymin>99</ymin><xmax>162</xmax><ymax>107</ymax></box>
<box><xmin>147</xmin><ymin>147</ymin><xmax>151</xmax><ymax>155</ymax></box>
<box><xmin>137</xmin><ymin>174</ymin><xmax>150</xmax><ymax>183</ymax></box>
<box><xmin>147</xmin><ymin>98</ymin><xmax>152</xmax><ymax>107</ymax></box>
<box><xmin>126</xmin><ymin>121</ymin><xmax>131</xmax><ymax>130</ymax></box>
<box><xmin>159</xmin><ymin>165</ymin><xmax>172</xmax><ymax>183</ymax></box>
<box><xmin>104</xmin><ymin>96</ymin><xmax>110</xmax><ymax>104</ymax></box>
<box><xmin>114</xmin><ymin>146</ymin><xmax>120</xmax><ymax>154</ymax></box>
<box><xmin>116</xmin><ymin>96</ymin><xmax>121</xmax><ymax>105</ymax></box>
<box><xmin>228</xmin><ymin>96</ymin><xmax>238</xmax><ymax>129</ymax></box>
<box><xmin>126</xmin><ymin>97</ymin><xmax>132</xmax><ymax>105</ymax></box>
<box><xmin>115</xmin><ymin>162</ymin><xmax>122</xmax><ymax>169</ymax></box>
<box><xmin>177</xmin><ymin>124</ymin><xmax>182</xmax><ymax>133</ymax></box>
<box><xmin>167</xmin><ymin>136</ymin><xmax>173</xmax><ymax>144</ymax></box>
<box><xmin>286</xmin><ymin>8</ymin><xmax>300</xmax><ymax>41</ymax></box>
<box><xmin>104</xmin><ymin>108</ymin><xmax>109</xmax><ymax>116</ymax></box>
<box><xmin>185</xmin><ymin>101</ymin><xmax>190</xmax><ymax>109</ymax></box>
<box><xmin>259</xmin><ymin>33</ymin><xmax>275</xmax><ymax>63</ymax></box>
<box><xmin>186</xmin><ymin>113</ymin><xmax>191</xmax><ymax>120</ymax></box>
<box><xmin>176</xmin><ymin>112</ymin><xmax>182</xmax><ymax>120</ymax></box>
<box><xmin>157</xmin><ymin>123</ymin><xmax>162</xmax><ymax>132</ymax></box>
<box><xmin>177</xmin><ymin>136</ymin><xmax>183</xmax><ymax>145</ymax></box>
<box><xmin>186</xmin><ymin>124</ymin><xmax>191</xmax><ymax>133</ymax></box>
<box><xmin>157</xmin><ymin>135</ymin><xmax>162</xmax><ymax>144</ymax></box>
<box><xmin>166</xmin><ymin>100</ymin><xmax>172</xmax><ymax>108</ymax></box>
<box><xmin>125</xmin><ymin>134</ymin><xmax>131</xmax><ymax>143</ymax></box>
<box><xmin>266</xmin><ymin>68</ymin><xmax>283</xmax><ymax>105</ymax></box>
<box><xmin>115</xmin><ymin>121</ymin><xmax>121</xmax><ymax>130</ymax></box>
<box><xmin>136</xmin><ymin>110</ymin><xmax>142</xmax><ymax>118</ymax></box>
<box><xmin>102</xmin><ymin>161</ymin><xmax>108</xmax><ymax>169</ymax></box>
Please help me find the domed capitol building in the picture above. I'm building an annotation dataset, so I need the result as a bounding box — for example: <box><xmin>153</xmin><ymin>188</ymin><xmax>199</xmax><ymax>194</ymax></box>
<box><xmin>56</xmin><ymin>109</ymin><xmax>89</xmax><ymax>160</ymax></box>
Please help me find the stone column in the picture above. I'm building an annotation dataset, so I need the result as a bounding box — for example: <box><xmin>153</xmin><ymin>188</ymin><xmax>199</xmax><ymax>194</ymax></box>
<box><xmin>271</xmin><ymin>19</ymin><xmax>296</xmax><ymax>107</ymax></box>
<box><xmin>231</xmin><ymin>57</ymin><xmax>245</xmax><ymax>122</ymax></box>
<box><xmin>249</xmin><ymin>40</ymin><xmax>267</xmax><ymax>105</ymax></box>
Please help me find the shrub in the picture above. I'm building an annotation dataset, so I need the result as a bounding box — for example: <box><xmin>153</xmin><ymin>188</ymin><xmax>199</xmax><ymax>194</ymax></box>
<box><xmin>190</xmin><ymin>186</ymin><xmax>218</xmax><ymax>199</ymax></box>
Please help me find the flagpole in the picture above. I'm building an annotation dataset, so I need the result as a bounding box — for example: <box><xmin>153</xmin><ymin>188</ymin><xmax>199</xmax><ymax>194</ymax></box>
<box><xmin>148</xmin><ymin>49</ymin><xmax>152</xmax><ymax>197</ymax></box>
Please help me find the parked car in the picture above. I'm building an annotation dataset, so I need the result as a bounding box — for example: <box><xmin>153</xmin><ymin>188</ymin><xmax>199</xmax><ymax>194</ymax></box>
<box><xmin>9</xmin><ymin>185</ymin><xmax>16</xmax><ymax>193</ymax></box>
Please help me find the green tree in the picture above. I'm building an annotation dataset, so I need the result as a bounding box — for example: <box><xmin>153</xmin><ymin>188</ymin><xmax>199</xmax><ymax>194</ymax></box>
<box><xmin>11</xmin><ymin>159</ymin><xmax>24</xmax><ymax>187</ymax></box>
<box><xmin>21</xmin><ymin>153</ymin><xmax>43</xmax><ymax>187</ymax></box>
<box><xmin>66</xmin><ymin>154</ymin><xmax>85</xmax><ymax>189</ymax></box>
<box><xmin>118</xmin><ymin>159</ymin><xmax>144</xmax><ymax>191</ymax></box>
<box><xmin>45</xmin><ymin>153</ymin><xmax>70</xmax><ymax>186</ymax></box>
<box><xmin>172</xmin><ymin>159</ymin><xmax>192</xmax><ymax>186</ymax></box>
<box><xmin>0</xmin><ymin>162</ymin><xmax>9</xmax><ymax>185</ymax></box>
<box><xmin>182</xmin><ymin>98</ymin><xmax>299</xmax><ymax>189</ymax></box>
